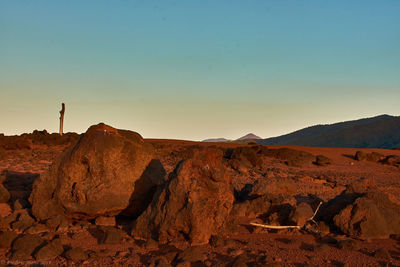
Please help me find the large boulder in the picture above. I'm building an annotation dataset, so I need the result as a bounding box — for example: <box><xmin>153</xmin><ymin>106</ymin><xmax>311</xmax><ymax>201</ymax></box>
<box><xmin>320</xmin><ymin>178</ymin><xmax>400</xmax><ymax>239</ymax></box>
<box><xmin>131</xmin><ymin>148</ymin><xmax>234</xmax><ymax>245</ymax></box>
<box><xmin>333</xmin><ymin>190</ymin><xmax>400</xmax><ymax>239</ymax></box>
<box><xmin>30</xmin><ymin>123</ymin><xmax>165</xmax><ymax>221</ymax></box>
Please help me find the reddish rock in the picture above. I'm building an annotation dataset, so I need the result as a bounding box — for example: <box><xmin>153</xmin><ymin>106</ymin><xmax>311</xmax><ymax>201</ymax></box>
<box><xmin>261</xmin><ymin>148</ymin><xmax>315</xmax><ymax>167</ymax></box>
<box><xmin>230</xmin><ymin>195</ymin><xmax>271</xmax><ymax>218</ymax></box>
<box><xmin>333</xmin><ymin>190</ymin><xmax>400</xmax><ymax>239</ymax></box>
<box><xmin>131</xmin><ymin>148</ymin><xmax>234</xmax><ymax>245</ymax></box>
<box><xmin>30</xmin><ymin>123</ymin><xmax>165</xmax><ymax>220</ymax></box>
<box><xmin>95</xmin><ymin>216</ymin><xmax>116</xmax><ymax>226</ymax></box>
<box><xmin>315</xmin><ymin>155</ymin><xmax>332</xmax><ymax>166</ymax></box>
<box><xmin>289</xmin><ymin>202</ymin><xmax>314</xmax><ymax>227</ymax></box>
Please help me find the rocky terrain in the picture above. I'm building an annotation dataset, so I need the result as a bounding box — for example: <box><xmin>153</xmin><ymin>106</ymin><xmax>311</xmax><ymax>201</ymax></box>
<box><xmin>1</xmin><ymin>123</ymin><xmax>400</xmax><ymax>266</ymax></box>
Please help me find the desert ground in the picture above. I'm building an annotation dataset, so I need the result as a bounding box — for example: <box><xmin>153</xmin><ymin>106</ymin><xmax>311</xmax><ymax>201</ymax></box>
<box><xmin>1</xmin><ymin>124</ymin><xmax>400</xmax><ymax>267</ymax></box>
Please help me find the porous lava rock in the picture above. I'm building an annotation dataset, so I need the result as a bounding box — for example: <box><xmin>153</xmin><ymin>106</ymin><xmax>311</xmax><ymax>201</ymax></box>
<box><xmin>225</xmin><ymin>146</ymin><xmax>262</xmax><ymax>171</ymax></box>
<box><xmin>230</xmin><ymin>195</ymin><xmax>271</xmax><ymax>218</ymax></box>
<box><xmin>315</xmin><ymin>155</ymin><xmax>332</xmax><ymax>166</ymax></box>
<box><xmin>289</xmin><ymin>202</ymin><xmax>314</xmax><ymax>227</ymax></box>
<box><xmin>381</xmin><ymin>155</ymin><xmax>400</xmax><ymax>167</ymax></box>
<box><xmin>355</xmin><ymin>151</ymin><xmax>385</xmax><ymax>162</ymax></box>
<box><xmin>320</xmin><ymin>178</ymin><xmax>400</xmax><ymax>239</ymax></box>
<box><xmin>261</xmin><ymin>148</ymin><xmax>315</xmax><ymax>167</ymax></box>
<box><xmin>131</xmin><ymin>148</ymin><xmax>234</xmax><ymax>245</ymax></box>
<box><xmin>30</xmin><ymin>123</ymin><xmax>165</xmax><ymax>221</ymax></box>
<box><xmin>0</xmin><ymin>183</ymin><xmax>10</xmax><ymax>203</ymax></box>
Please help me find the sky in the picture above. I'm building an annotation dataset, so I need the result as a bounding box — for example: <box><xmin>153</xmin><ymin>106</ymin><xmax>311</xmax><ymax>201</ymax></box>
<box><xmin>1</xmin><ymin>0</ymin><xmax>399</xmax><ymax>140</ymax></box>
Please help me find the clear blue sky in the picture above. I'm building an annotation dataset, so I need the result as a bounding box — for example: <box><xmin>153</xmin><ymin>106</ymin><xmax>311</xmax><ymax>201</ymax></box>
<box><xmin>1</xmin><ymin>0</ymin><xmax>399</xmax><ymax>140</ymax></box>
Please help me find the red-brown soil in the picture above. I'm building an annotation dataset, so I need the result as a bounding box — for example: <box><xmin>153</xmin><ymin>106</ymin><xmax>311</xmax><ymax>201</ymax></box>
<box><xmin>1</xmin><ymin>135</ymin><xmax>400</xmax><ymax>266</ymax></box>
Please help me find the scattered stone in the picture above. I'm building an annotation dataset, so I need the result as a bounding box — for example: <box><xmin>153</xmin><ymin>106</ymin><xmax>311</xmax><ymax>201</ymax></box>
<box><xmin>381</xmin><ymin>155</ymin><xmax>400</xmax><ymax>167</ymax></box>
<box><xmin>317</xmin><ymin>221</ymin><xmax>331</xmax><ymax>235</ymax></box>
<box><xmin>45</xmin><ymin>215</ymin><xmax>68</xmax><ymax>231</ymax></box>
<box><xmin>315</xmin><ymin>155</ymin><xmax>332</xmax><ymax>166</ymax></box>
<box><xmin>230</xmin><ymin>195</ymin><xmax>271</xmax><ymax>218</ymax></box>
<box><xmin>232</xmin><ymin>254</ymin><xmax>252</xmax><ymax>267</ymax></box>
<box><xmin>144</xmin><ymin>238</ymin><xmax>159</xmax><ymax>250</ymax></box>
<box><xmin>10</xmin><ymin>234</ymin><xmax>45</xmax><ymax>260</ymax></box>
<box><xmin>261</xmin><ymin>147</ymin><xmax>315</xmax><ymax>167</ymax></box>
<box><xmin>337</xmin><ymin>239</ymin><xmax>360</xmax><ymax>251</ymax></box>
<box><xmin>176</xmin><ymin>246</ymin><xmax>207</xmax><ymax>263</ymax></box>
<box><xmin>13</xmin><ymin>198</ymin><xmax>29</xmax><ymax>210</ymax></box>
<box><xmin>209</xmin><ymin>235</ymin><xmax>225</xmax><ymax>247</ymax></box>
<box><xmin>0</xmin><ymin>203</ymin><xmax>12</xmax><ymax>217</ymax></box>
<box><xmin>373</xmin><ymin>248</ymin><xmax>391</xmax><ymax>259</ymax></box>
<box><xmin>176</xmin><ymin>261</ymin><xmax>191</xmax><ymax>267</ymax></box>
<box><xmin>0</xmin><ymin>183</ymin><xmax>10</xmax><ymax>203</ymax></box>
<box><xmin>65</xmin><ymin>247</ymin><xmax>88</xmax><ymax>262</ymax></box>
<box><xmin>0</xmin><ymin>231</ymin><xmax>18</xmax><ymax>248</ymax></box>
<box><xmin>289</xmin><ymin>202</ymin><xmax>313</xmax><ymax>227</ymax></box>
<box><xmin>100</xmin><ymin>226</ymin><xmax>124</xmax><ymax>244</ymax></box>
<box><xmin>355</xmin><ymin>151</ymin><xmax>384</xmax><ymax>162</ymax></box>
<box><xmin>11</xmin><ymin>210</ymin><xmax>36</xmax><ymax>231</ymax></box>
<box><xmin>35</xmin><ymin>238</ymin><xmax>64</xmax><ymax>260</ymax></box>
<box><xmin>95</xmin><ymin>216</ymin><xmax>116</xmax><ymax>226</ymax></box>
<box><xmin>25</xmin><ymin>223</ymin><xmax>49</xmax><ymax>234</ymax></box>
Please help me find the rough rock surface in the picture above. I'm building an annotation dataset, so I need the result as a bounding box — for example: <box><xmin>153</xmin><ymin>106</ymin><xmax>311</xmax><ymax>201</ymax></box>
<box><xmin>230</xmin><ymin>195</ymin><xmax>271</xmax><ymax>218</ymax></box>
<box><xmin>34</xmin><ymin>238</ymin><xmax>64</xmax><ymax>260</ymax></box>
<box><xmin>131</xmin><ymin>148</ymin><xmax>234</xmax><ymax>245</ymax></box>
<box><xmin>30</xmin><ymin>123</ymin><xmax>165</xmax><ymax>220</ymax></box>
<box><xmin>289</xmin><ymin>202</ymin><xmax>314</xmax><ymax>227</ymax></box>
<box><xmin>11</xmin><ymin>234</ymin><xmax>45</xmax><ymax>260</ymax></box>
<box><xmin>315</xmin><ymin>155</ymin><xmax>332</xmax><ymax>166</ymax></box>
<box><xmin>333</xmin><ymin>190</ymin><xmax>400</xmax><ymax>239</ymax></box>
<box><xmin>0</xmin><ymin>183</ymin><xmax>10</xmax><ymax>203</ymax></box>
<box><xmin>321</xmin><ymin>178</ymin><xmax>400</xmax><ymax>239</ymax></box>
<box><xmin>65</xmin><ymin>247</ymin><xmax>88</xmax><ymax>262</ymax></box>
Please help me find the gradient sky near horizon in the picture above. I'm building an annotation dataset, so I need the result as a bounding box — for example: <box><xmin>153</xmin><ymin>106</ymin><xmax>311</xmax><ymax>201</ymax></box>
<box><xmin>1</xmin><ymin>1</ymin><xmax>400</xmax><ymax>140</ymax></box>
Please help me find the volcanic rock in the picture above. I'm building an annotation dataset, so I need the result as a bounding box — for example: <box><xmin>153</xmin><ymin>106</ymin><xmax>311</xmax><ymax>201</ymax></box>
<box><xmin>249</xmin><ymin>178</ymin><xmax>297</xmax><ymax>199</ymax></box>
<box><xmin>225</xmin><ymin>146</ymin><xmax>262</xmax><ymax>170</ymax></box>
<box><xmin>131</xmin><ymin>148</ymin><xmax>234</xmax><ymax>245</ymax></box>
<box><xmin>11</xmin><ymin>234</ymin><xmax>45</xmax><ymax>260</ymax></box>
<box><xmin>11</xmin><ymin>210</ymin><xmax>36</xmax><ymax>231</ymax></box>
<box><xmin>176</xmin><ymin>246</ymin><xmax>207</xmax><ymax>263</ymax></box>
<box><xmin>315</xmin><ymin>155</ymin><xmax>332</xmax><ymax>166</ymax></box>
<box><xmin>13</xmin><ymin>198</ymin><xmax>30</xmax><ymax>210</ymax></box>
<box><xmin>289</xmin><ymin>202</ymin><xmax>314</xmax><ymax>227</ymax></box>
<box><xmin>95</xmin><ymin>216</ymin><xmax>116</xmax><ymax>226</ymax></box>
<box><xmin>321</xmin><ymin>178</ymin><xmax>400</xmax><ymax>239</ymax></box>
<box><xmin>0</xmin><ymin>230</ymin><xmax>18</xmax><ymax>248</ymax></box>
<box><xmin>99</xmin><ymin>226</ymin><xmax>124</xmax><ymax>244</ymax></box>
<box><xmin>0</xmin><ymin>183</ymin><xmax>10</xmax><ymax>203</ymax></box>
<box><xmin>261</xmin><ymin>148</ymin><xmax>315</xmax><ymax>167</ymax></box>
<box><xmin>355</xmin><ymin>151</ymin><xmax>385</xmax><ymax>162</ymax></box>
<box><xmin>65</xmin><ymin>247</ymin><xmax>88</xmax><ymax>262</ymax></box>
<box><xmin>230</xmin><ymin>195</ymin><xmax>271</xmax><ymax>218</ymax></box>
<box><xmin>35</xmin><ymin>238</ymin><xmax>64</xmax><ymax>260</ymax></box>
<box><xmin>30</xmin><ymin>123</ymin><xmax>165</xmax><ymax>221</ymax></box>
<box><xmin>381</xmin><ymin>155</ymin><xmax>400</xmax><ymax>167</ymax></box>
<box><xmin>333</xmin><ymin>190</ymin><xmax>400</xmax><ymax>239</ymax></box>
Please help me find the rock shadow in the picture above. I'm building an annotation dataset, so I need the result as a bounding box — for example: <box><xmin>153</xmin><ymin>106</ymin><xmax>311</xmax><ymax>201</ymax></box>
<box><xmin>117</xmin><ymin>159</ymin><xmax>166</xmax><ymax>222</ymax></box>
<box><xmin>2</xmin><ymin>170</ymin><xmax>39</xmax><ymax>203</ymax></box>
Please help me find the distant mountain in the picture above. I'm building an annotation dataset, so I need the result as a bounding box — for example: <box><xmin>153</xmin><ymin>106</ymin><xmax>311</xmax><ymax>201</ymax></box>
<box><xmin>257</xmin><ymin>114</ymin><xmax>400</xmax><ymax>149</ymax></box>
<box><xmin>236</xmin><ymin>133</ymin><xmax>262</xmax><ymax>141</ymax></box>
<box><xmin>202</xmin><ymin>133</ymin><xmax>261</xmax><ymax>143</ymax></box>
<box><xmin>202</xmin><ymin>138</ymin><xmax>230</xmax><ymax>143</ymax></box>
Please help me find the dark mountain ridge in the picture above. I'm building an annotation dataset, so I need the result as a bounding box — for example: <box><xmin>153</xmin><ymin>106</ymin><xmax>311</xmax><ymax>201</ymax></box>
<box><xmin>257</xmin><ymin>114</ymin><xmax>400</xmax><ymax>149</ymax></box>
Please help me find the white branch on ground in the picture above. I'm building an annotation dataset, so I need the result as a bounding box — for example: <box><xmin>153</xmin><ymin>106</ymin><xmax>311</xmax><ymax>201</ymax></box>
<box><xmin>249</xmin><ymin>201</ymin><xmax>323</xmax><ymax>231</ymax></box>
